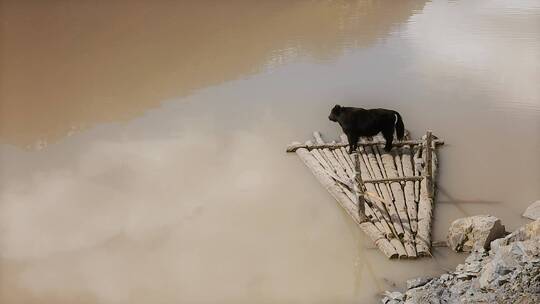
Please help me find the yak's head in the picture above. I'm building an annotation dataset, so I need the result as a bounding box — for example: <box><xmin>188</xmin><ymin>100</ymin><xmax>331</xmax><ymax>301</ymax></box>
<box><xmin>328</xmin><ymin>104</ymin><xmax>342</xmax><ymax>122</ymax></box>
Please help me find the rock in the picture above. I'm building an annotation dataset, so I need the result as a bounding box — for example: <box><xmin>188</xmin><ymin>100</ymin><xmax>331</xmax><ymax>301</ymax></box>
<box><xmin>456</xmin><ymin>272</ymin><xmax>476</xmax><ymax>280</ymax></box>
<box><xmin>447</xmin><ymin>215</ymin><xmax>506</xmax><ymax>252</ymax></box>
<box><xmin>478</xmin><ymin>259</ymin><xmax>510</xmax><ymax>289</ymax></box>
<box><xmin>381</xmin><ymin>291</ymin><xmax>404</xmax><ymax>304</ymax></box>
<box><xmin>439</xmin><ymin>273</ymin><xmax>452</xmax><ymax>282</ymax></box>
<box><xmin>478</xmin><ymin>239</ymin><xmax>540</xmax><ymax>289</ymax></box>
<box><xmin>464</xmin><ymin>248</ymin><xmax>487</xmax><ymax>264</ymax></box>
<box><xmin>403</xmin><ymin>287</ymin><xmax>441</xmax><ymax>304</ymax></box>
<box><xmin>523</xmin><ymin>200</ymin><xmax>540</xmax><ymax>220</ymax></box>
<box><xmin>406</xmin><ymin>276</ymin><xmax>432</xmax><ymax>289</ymax></box>
<box><xmin>383</xmin><ymin>218</ymin><xmax>540</xmax><ymax>304</ymax></box>
<box><xmin>491</xmin><ymin>219</ymin><xmax>540</xmax><ymax>251</ymax></box>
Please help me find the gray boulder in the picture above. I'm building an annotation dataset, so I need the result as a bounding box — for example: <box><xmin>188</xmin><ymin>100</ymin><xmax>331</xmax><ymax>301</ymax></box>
<box><xmin>479</xmin><ymin>239</ymin><xmax>540</xmax><ymax>289</ymax></box>
<box><xmin>447</xmin><ymin>215</ymin><xmax>506</xmax><ymax>252</ymax></box>
<box><xmin>382</xmin><ymin>219</ymin><xmax>540</xmax><ymax>304</ymax></box>
<box><xmin>523</xmin><ymin>200</ymin><xmax>540</xmax><ymax>220</ymax></box>
<box><xmin>406</xmin><ymin>276</ymin><xmax>433</xmax><ymax>289</ymax></box>
<box><xmin>381</xmin><ymin>291</ymin><xmax>404</xmax><ymax>304</ymax></box>
<box><xmin>491</xmin><ymin>219</ymin><xmax>540</xmax><ymax>251</ymax></box>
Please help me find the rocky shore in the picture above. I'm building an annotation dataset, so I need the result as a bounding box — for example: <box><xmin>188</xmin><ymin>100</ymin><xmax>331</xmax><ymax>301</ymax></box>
<box><xmin>382</xmin><ymin>211</ymin><xmax>540</xmax><ymax>304</ymax></box>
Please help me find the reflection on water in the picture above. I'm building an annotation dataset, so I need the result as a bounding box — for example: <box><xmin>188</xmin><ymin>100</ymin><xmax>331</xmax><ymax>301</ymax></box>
<box><xmin>1</xmin><ymin>0</ymin><xmax>540</xmax><ymax>303</ymax></box>
<box><xmin>0</xmin><ymin>0</ymin><xmax>425</xmax><ymax>147</ymax></box>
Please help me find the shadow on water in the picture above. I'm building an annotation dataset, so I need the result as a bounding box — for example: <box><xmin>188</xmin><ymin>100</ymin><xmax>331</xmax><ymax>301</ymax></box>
<box><xmin>437</xmin><ymin>186</ymin><xmax>503</xmax><ymax>216</ymax></box>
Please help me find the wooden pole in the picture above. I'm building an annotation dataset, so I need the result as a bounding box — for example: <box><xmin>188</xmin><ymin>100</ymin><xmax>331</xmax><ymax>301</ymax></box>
<box><xmin>401</xmin><ymin>144</ymin><xmax>418</xmax><ymax>234</ymax></box>
<box><xmin>310</xmin><ymin>148</ymin><xmax>331</xmax><ymax>171</ymax></box>
<box><xmin>343</xmin><ymin>137</ymin><xmax>396</xmax><ymax>239</ymax></box>
<box><xmin>362</xmin><ymin>191</ymin><xmax>398</xmax><ymax>238</ymax></box>
<box><xmin>390</xmin><ymin>238</ymin><xmax>408</xmax><ymax>258</ymax></box>
<box><xmin>313</xmin><ymin>132</ymin><xmax>349</xmax><ymax>182</ymax></box>
<box><xmin>359</xmin><ymin>144</ymin><xmax>383</xmax><ymax>198</ymax></box>
<box><xmin>416</xmin><ymin>131</ymin><xmax>436</xmax><ymax>256</ymax></box>
<box><xmin>354</xmin><ymin>151</ymin><xmax>366</xmax><ymax>219</ymax></box>
<box><xmin>359</xmin><ymin>146</ymin><xmax>379</xmax><ymax>196</ymax></box>
<box><xmin>333</xmin><ymin>143</ymin><xmax>355</xmax><ymax>180</ymax></box>
<box><xmin>309</xmin><ymin>148</ymin><xmax>352</xmax><ymax>188</ymax></box>
<box><xmin>286</xmin><ymin>139</ymin><xmax>444</xmax><ymax>152</ymax></box>
<box><xmin>379</xmin><ymin>146</ymin><xmax>417</xmax><ymax>258</ymax></box>
<box><xmin>413</xmin><ymin>146</ymin><xmax>422</xmax><ymax>203</ymax></box>
<box><xmin>373</xmin><ymin>145</ymin><xmax>395</xmax><ymax>202</ymax></box>
<box><xmin>425</xmin><ymin>131</ymin><xmax>433</xmax><ymax>199</ymax></box>
<box><xmin>355</xmin><ymin>155</ymin><xmax>396</xmax><ymax>238</ymax></box>
<box><xmin>363</xmin><ymin>143</ymin><xmax>405</xmax><ymax>238</ymax></box>
<box><xmin>294</xmin><ymin>140</ymin><xmax>399</xmax><ymax>258</ymax></box>
<box><xmin>363</xmin><ymin>176</ymin><xmax>423</xmax><ymax>183</ymax></box>
<box><xmin>365</xmin><ymin>204</ymin><xmax>385</xmax><ymax>232</ymax></box>
<box><xmin>372</xmin><ymin>135</ymin><xmax>395</xmax><ymax>202</ymax></box>
<box><xmin>359</xmin><ymin>222</ymin><xmax>398</xmax><ymax>259</ymax></box>
<box><xmin>341</xmin><ymin>147</ymin><xmax>355</xmax><ymax>171</ymax></box>
<box><xmin>295</xmin><ymin>141</ymin><xmax>367</xmax><ymax>224</ymax></box>
<box><xmin>394</xmin><ymin>150</ymin><xmax>405</xmax><ymax>181</ymax></box>
<box><xmin>416</xmin><ymin>177</ymin><xmax>433</xmax><ymax>256</ymax></box>
<box><xmin>338</xmin><ymin>134</ymin><xmax>358</xmax><ymax>181</ymax></box>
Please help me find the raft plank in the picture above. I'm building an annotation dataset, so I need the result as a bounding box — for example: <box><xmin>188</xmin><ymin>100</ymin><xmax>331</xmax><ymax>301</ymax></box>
<box><xmin>296</xmin><ymin>140</ymin><xmax>366</xmax><ymax>224</ymax></box>
<box><xmin>401</xmin><ymin>144</ymin><xmax>418</xmax><ymax>234</ymax></box>
<box><xmin>363</xmin><ymin>142</ymin><xmax>405</xmax><ymax>238</ymax></box>
<box><xmin>379</xmin><ymin>147</ymin><xmax>417</xmax><ymax>258</ymax></box>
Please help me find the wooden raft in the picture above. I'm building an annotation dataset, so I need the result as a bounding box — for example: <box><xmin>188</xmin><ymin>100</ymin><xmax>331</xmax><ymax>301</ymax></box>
<box><xmin>286</xmin><ymin>131</ymin><xmax>442</xmax><ymax>259</ymax></box>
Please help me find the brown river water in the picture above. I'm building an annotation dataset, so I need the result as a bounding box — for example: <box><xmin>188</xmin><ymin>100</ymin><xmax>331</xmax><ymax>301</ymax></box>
<box><xmin>1</xmin><ymin>0</ymin><xmax>539</xmax><ymax>303</ymax></box>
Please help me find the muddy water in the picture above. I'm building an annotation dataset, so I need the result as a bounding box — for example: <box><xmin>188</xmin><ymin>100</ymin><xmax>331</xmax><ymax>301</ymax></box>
<box><xmin>1</xmin><ymin>0</ymin><xmax>539</xmax><ymax>303</ymax></box>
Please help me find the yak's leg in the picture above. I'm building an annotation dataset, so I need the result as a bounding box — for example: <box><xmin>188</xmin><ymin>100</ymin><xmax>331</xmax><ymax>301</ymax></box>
<box><xmin>349</xmin><ymin>133</ymin><xmax>360</xmax><ymax>154</ymax></box>
<box><xmin>382</xmin><ymin>128</ymin><xmax>394</xmax><ymax>152</ymax></box>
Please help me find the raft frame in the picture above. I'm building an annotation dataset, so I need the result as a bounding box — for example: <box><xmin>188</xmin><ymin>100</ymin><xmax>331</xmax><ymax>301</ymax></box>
<box><xmin>286</xmin><ymin>131</ymin><xmax>442</xmax><ymax>259</ymax></box>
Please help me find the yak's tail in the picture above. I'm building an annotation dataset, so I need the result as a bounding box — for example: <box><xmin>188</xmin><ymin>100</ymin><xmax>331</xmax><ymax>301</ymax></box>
<box><xmin>394</xmin><ymin>112</ymin><xmax>405</xmax><ymax>140</ymax></box>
